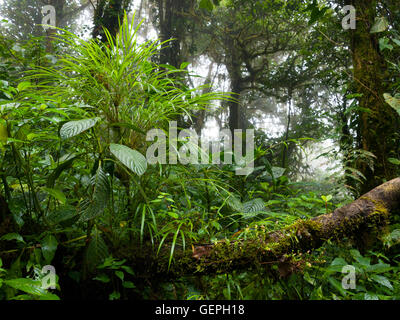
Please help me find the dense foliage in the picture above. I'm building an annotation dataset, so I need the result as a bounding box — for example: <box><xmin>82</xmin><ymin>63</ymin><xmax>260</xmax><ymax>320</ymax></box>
<box><xmin>0</xmin><ymin>0</ymin><xmax>400</xmax><ymax>301</ymax></box>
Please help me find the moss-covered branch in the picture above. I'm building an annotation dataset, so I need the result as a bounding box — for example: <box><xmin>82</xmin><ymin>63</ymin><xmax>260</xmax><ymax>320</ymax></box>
<box><xmin>118</xmin><ymin>177</ymin><xmax>400</xmax><ymax>277</ymax></box>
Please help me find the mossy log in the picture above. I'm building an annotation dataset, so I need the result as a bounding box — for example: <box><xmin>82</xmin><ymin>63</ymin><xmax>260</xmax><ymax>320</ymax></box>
<box><xmin>119</xmin><ymin>178</ymin><xmax>400</xmax><ymax>277</ymax></box>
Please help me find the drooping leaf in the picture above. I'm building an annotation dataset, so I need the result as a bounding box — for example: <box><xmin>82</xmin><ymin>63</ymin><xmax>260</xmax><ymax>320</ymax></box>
<box><xmin>271</xmin><ymin>167</ymin><xmax>286</xmax><ymax>179</ymax></box>
<box><xmin>384</xmin><ymin>93</ymin><xmax>400</xmax><ymax>115</ymax></box>
<box><xmin>41</xmin><ymin>234</ymin><xmax>58</xmax><ymax>264</ymax></box>
<box><xmin>115</xmin><ymin>270</ymin><xmax>124</xmax><ymax>281</ymax></box>
<box><xmin>367</xmin><ymin>262</ymin><xmax>392</xmax><ymax>273</ymax></box>
<box><xmin>0</xmin><ymin>233</ymin><xmax>25</xmax><ymax>243</ymax></box>
<box><xmin>5</xmin><ymin>278</ymin><xmax>46</xmax><ymax>296</ymax></box>
<box><xmin>370</xmin><ymin>275</ymin><xmax>393</xmax><ymax>290</ymax></box>
<box><xmin>226</xmin><ymin>194</ymin><xmax>243</xmax><ymax>212</ymax></box>
<box><xmin>85</xmin><ymin>230</ymin><xmax>109</xmax><ymax>272</ymax></box>
<box><xmin>393</xmin><ymin>38</ymin><xmax>400</xmax><ymax>47</ymax></box>
<box><xmin>388</xmin><ymin>158</ymin><xmax>400</xmax><ymax>165</ymax></box>
<box><xmin>80</xmin><ymin>167</ymin><xmax>110</xmax><ymax>221</ymax></box>
<box><xmin>110</xmin><ymin>143</ymin><xmax>147</xmax><ymax>176</ymax></box>
<box><xmin>60</xmin><ymin>117</ymin><xmax>100</xmax><ymax>139</ymax></box>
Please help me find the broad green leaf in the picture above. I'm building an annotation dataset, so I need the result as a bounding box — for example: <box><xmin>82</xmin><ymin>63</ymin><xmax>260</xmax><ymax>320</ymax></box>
<box><xmin>370</xmin><ymin>17</ymin><xmax>389</xmax><ymax>33</ymax></box>
<box><xmin>41</xmin><ymin>234</ymin><xmax>58</xmax><ymax>264</ymax></box>
<box><xmin>326</xmin><ymin>257</ymin><xmax>348</xmax><ymax>272</ymax></box>
<box><xmin>367</xmin><ymin>262</ymin><xmax>391</xmax><ymax>273</ymax></box>
<box><xmin>226</xmin><ymin>194</ymin><xmax>243</xmax><ymax>212</ymax></box>
<box><xmin>5</xmin><ymin>278</ymin><xmax>46</xmax><ymax>296</ymax></box>
<box><xmin>110</xmin><ymin>143</ymin><xmax>147</xmax><ymax>176</ymax></box>
<box><xmin>0</xmin><ymin>233</ymin><xmax>25</xmax><ymax>243</ymax></box>
<box><xmin>42</xmin><ymin>187</ymin><xmax>67</xmax><ymax>205</ymax></box>
<box><xmin>60</xmin><ymin>117</ymin><xmax>100</xmax><ymax>139</ymax></box>
<box><xmin>350</xmin><ymin>249</ymin><xmax>371</xmax><ymax>267</ymax></box>
<box><xmin>79</xmin><ymin>167</ymin><xmax>110</xmax><ymax>221</ymax></box>
<box><xmin>384</xmin><ymin>93</ymin><xmax>400</xmax><ymax>115</ymax></box>
<box><xmin>115</xmin><ymin>270</ymin><xmax>124</xmax><ymax>281</ymax></box>
<box><xmin>371</xmin><ymin>275</ymin><xmax>393</xmax><ymax>290</ymax></box>
<box><xmin>388</xmin><ymin>158</ymin><xmax>400</xmax><ymax>165</ymax></box>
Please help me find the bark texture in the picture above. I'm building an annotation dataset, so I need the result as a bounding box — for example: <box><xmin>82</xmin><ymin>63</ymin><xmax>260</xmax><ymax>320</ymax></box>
<box><xmin>350</xmin><ymin>0</ymin><xmax>399</xmax><ymax>194</ymax></box>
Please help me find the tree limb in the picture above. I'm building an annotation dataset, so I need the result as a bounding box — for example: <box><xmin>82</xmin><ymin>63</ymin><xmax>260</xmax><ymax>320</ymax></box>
<box><xmin>118</xmin><ymin>178</ymin><xmax>400</xmax><ymax>277</ymax></box>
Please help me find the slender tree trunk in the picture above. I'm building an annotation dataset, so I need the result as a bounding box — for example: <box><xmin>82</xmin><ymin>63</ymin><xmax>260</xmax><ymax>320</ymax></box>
<box><xmin>226</xmin><ymin>35</ymin><xmax>244</xmax><ymax>132</ymax></box>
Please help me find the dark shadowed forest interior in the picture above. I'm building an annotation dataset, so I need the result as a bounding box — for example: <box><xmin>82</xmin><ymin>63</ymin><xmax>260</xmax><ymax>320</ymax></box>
<box><xmin>1</xmin><ymin>0</ymin><xmax>400</xmax><ymax>301</ymax></box>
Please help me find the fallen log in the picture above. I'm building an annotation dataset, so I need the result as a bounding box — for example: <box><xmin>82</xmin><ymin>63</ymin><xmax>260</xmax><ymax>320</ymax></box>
<box><xmin>118</xmin><ymin>177</ymin><xmax>400</xmax><ymax>276</ymax></box>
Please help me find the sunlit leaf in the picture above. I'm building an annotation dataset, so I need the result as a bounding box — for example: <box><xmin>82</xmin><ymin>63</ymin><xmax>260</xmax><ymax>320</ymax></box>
<box><xmin>110</xmin><ymin>143</ymin><xmax>147</xmax><ymax>176</ymax></box>
<box><xmin>41</xmin><ymin>234</ymin><xmax>58</xmax><ymax>264</ymax></box>
<box><xmin>60</xmin><ymin>117</ymin><xmax>100</xmax><ymax>139</ymax></box>
<box><xmin>370</xmin><ymin>17</ymin><xmax>389</xmax><ymax>33</ymax></box>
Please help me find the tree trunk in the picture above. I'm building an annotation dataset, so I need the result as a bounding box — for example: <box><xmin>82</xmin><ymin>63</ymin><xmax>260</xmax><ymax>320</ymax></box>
<box><xmin>350</xmin><ymin>0</ymin><xmax>399</xmax><ymax>194</ymax></box>
<box><xmin>117</xmin><ymin>177</ymin><xmax>400</xmax><ymax>276</ymax></box>
<box><xmin>92</xmin><ymin>0</ymin><xmax>131</xmax><ymax>43</ymax></box>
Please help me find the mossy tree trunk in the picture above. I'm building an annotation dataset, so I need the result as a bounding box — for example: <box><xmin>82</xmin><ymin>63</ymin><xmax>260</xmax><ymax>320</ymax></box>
<box><xmin>349</xmin><ymin>0</ymin><xmax>399</xmax><ymax>194</ymax></box>
<box><xmin>117</xmin><ymin>177</ymin><xmax>400</xmax><ymax>276</ymax></box>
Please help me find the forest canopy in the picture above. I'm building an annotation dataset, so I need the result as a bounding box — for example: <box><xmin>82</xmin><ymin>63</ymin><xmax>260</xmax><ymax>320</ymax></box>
<box><xmin>0</xmin><ymin>0</ymin><xmax>400</xmax><ymax>302</ymax></box>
